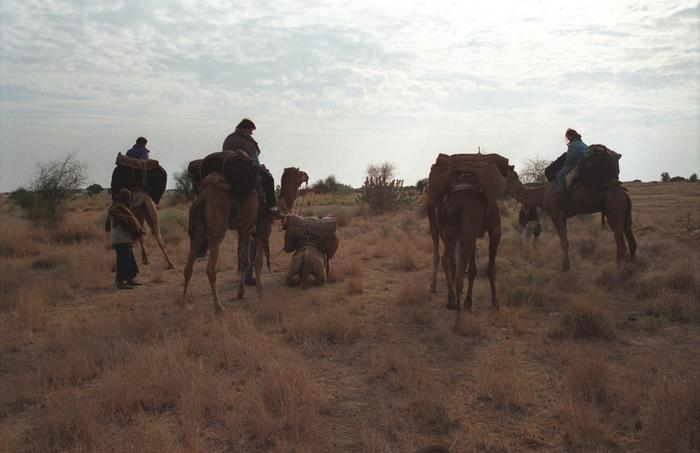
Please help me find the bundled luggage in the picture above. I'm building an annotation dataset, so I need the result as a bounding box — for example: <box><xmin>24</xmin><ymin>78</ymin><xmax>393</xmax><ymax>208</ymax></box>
<box><xmin>110</xmin><ymin>153</ymin><xmax>167</xmax><ymax>204</ymax></box>
<box><xmin>188</xmin><ymin>151</ymin><xmax>257</xmax><ymax>201</ymax></box>
<box><xmin>427</xmin><ymin>153</ymin><xmax>510</xmax><ymax>203</ymax></box>
<box><xmin>283</xmin><ymin>215</ymin><xmax>339</xmax><ymax>259</ymax></box>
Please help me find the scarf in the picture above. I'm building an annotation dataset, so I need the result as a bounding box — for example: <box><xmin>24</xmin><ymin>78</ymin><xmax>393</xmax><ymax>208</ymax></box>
<box><xmin>106</xmin><ymin>202</ymin><xmax>144</xmax><ymax>239</ymax></box>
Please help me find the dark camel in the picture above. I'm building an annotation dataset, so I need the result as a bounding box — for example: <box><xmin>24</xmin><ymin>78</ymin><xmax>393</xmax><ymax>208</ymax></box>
<box><xmin>505</xmin><ymin>169</ymin><xmax>636</xmax><ymax>271</ymax></box>
<box><xmin>182</xmin><ymin>166</ymin><xmax>307</xmax><ymax>314</ymax></box>
<box><xmin>437</xmin><ymin>177</ymin><xmax>502</xmax><ymax>311</ymax></box>
<box><xmin>131</xmin><ymin>190</ymin><xmax>175</xmax><ymax>269</ymax></box>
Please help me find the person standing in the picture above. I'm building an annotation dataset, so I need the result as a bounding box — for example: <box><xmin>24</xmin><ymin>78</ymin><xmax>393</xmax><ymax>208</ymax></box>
<box><xmin>125</xmin><ymin>136</ymin><xmax>151</xmax><ymax>160</ymax></box>
<box><xmin>106</xmin><ymin>189</ymin><xmax>145</xmax><ymax>289</ymax></box>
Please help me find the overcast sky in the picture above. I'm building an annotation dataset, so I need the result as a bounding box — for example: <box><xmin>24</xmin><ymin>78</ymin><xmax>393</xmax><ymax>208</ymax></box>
<box><xmin>1</xmin><ymin>0</ymin><xmax>698</xmax><ymax>191</ymax></box>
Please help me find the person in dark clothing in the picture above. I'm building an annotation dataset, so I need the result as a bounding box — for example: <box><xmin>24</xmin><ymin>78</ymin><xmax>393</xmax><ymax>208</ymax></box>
<box><xmin>105</xmin><ymin>189</ymin><xmax>145</xmax><ymax>289</ymax></box>
<box><xmin>222</xmin><ymin>119</ymin><xmax>281</xmax><ymax>217</ymax></box>
<box><xmin>518</xmin><ymin>204</ymin><xmax>541</xmax><ymax>251</ymax></box>
<box><xmin>125</xmin><ymin>137</ymin><xmax>151</xmax><ymax>160</ymax></box>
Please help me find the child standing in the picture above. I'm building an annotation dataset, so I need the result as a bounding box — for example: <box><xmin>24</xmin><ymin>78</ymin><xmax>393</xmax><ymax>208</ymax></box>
<box><xmin>106</xmin><ymin>188</ymin><xmax>145</xmax><ymax>289</ymax></box>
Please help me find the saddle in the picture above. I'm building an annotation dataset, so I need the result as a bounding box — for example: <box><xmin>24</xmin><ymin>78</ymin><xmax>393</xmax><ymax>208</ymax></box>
<box><xmin>111</xmin><ymin>153</ymin><xmax>167</xmax><ymax>204</ymax></box>
<box><xmin>428</xmin><ymin>153</ymin><xmax>508</xmax><ymax>204</ymax></box>
<box><xmin>188</xmin><ymin>150</ymin><xmax>258</xmax><ymax>202</ymax></box>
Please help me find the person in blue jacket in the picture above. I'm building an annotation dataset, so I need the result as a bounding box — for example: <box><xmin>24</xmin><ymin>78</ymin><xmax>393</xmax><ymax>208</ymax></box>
<box><xmin>556</xmin><ymin>128</ymin><xmax>587</xmax><ymax>195</ymax></box>
<box><xmin>125</xmin><ymin>137</ymin><xmax>150</xmax><ymax>160</ymax></box>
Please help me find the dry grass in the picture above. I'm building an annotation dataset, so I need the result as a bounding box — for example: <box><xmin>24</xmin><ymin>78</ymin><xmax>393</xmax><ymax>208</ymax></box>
<box><xmin>566</xmin><ymin>349</ymin><xmax>612</xmax><ymax>408</ymax></box>
<box><xmin>453</xmin><ymin>312</ymin><xmax>486</xmax><ymax>339</ymax></box>
<box><xmin>645</xmin><ymin>378</ymin><xmax>700</xmax><ymax>453</ymax></box>
<box><xmin>398</xmin><ymin>281</ymin><xmax>430</xmax><ymax>306</ymax></box>
<box><xmin>557</xmin><ymin>298</ymin><xmax>616</xmax><ymax>341</ymax></box>
<box><xmin>2</xmin><ymin>184</ymin><xmax>700</xmax><ymax>451</ymax></box>
<box><xmin>347</xmin><ymin>277</ymin><xmax>364</xmax><ymax>295</ymax></box>
<box><xmin>475</xmin><ymin>345</ymin><xmax>532</xmax><ymax>410</ymax></box>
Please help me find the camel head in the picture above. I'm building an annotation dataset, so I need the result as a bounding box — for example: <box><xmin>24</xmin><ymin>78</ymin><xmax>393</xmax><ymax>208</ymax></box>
<box><xmin>279</xmin><ymin>167</ymin><xmax>309</xmax><ymax>212</ymax></box>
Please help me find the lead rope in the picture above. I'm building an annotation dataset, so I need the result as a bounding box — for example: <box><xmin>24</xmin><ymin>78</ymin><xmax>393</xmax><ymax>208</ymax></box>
<box><xmin>294</xmin><ymin>181</ymin><xmax>308</xmax><ymax>216</ymax></box>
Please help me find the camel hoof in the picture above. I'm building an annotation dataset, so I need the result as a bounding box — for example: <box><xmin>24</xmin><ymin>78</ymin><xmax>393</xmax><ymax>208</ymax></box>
<box><xmin>446</xmin><ymin>302</ymin><xmax>459</xmax><ymax>310</ymax></box>
<box><xmin>166</xmin><ymin>264</ymin><xmax>175</xmax><ymax>270</ymax></box>
<box><xmin>215</xmin><ymin>305</ymin><xmax>226</xmax><ymax>317</ymax></box>
<box><xmin>430</xmin><ymin>283</ymin><xmax>437</xmax><ymax>293</ymax></box>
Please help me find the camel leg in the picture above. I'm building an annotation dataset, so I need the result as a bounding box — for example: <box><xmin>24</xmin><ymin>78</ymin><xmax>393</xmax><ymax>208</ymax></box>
<box><xmin>487</xmin><ymin>227</ymin><xmax>501</xmax><ymax>311</ymax></box>
<box><xmin>613</xmin><ymin>229</ymin><xmax>628</xmax><ymax>264</ymax></box>
<box><xmin>428</xmin><ymin>204</ymin><xmax>440</xmax><ymax>293</ymax></box>
<box><xmin>442</xmin><ymin>240</ymin><xmax>458</xmax><ymax>310</ymax></box>
<box><xmin>206</xmin><ymin>239</ymin><xmax>225</xmax><ymax>316</ymax></box>
<box><xmin>625</xmin><ymin>225</ymin><xmax>637</xmax><ymax>261</ymax></box>
<box><xmin>455</xmin><ymin>240</ymin><xmax>466</xmax><ymax>297</ymax></box>
<box><xmin>237</xmin><ymin>233</ymin><xmax>251</xmax><ymax>300</ymax></box>
<box><xmin>552</xmin><ymin>215</ymin><xmax>570</xmax><ymax>271</ymax></box>
<box><xmin>143</xmin><ymin>200</ymin><xmax>175</xmax><ymax>269</ymax></box>
<box><xmin>463</xmin><ymin>247</ymin><xmax>477</xmax><ymax>311</ymax></box>
<box><xmin>137</xmin><ymin>219</ymin><xmax>150</xmax><ymax>265</ymax></box>
<box><xmin>254</xmin><ymin>235</ymin><xmax>264</xmax><ymax>301</ymax></box>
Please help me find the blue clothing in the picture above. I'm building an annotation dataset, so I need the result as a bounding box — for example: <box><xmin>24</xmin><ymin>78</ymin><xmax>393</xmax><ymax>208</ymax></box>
<box><xmin>125</xmin><ymin>144</ymin><xmax>150</xmax><ymax>160</ymax></box>
<box><xmin>556</xmin><ymin>138</ymin><xmax>587</xmax><ymax>192</ymax></box>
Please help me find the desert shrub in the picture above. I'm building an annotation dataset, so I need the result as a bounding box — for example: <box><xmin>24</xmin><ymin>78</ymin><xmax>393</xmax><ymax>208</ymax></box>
<box><xmin>690</xmin><ymin>173</ymin><xmax>698</xmax><ymax>182</ymax></box>
<box><xmin>86</xmin><ymin>184</ymin><xmax>103</xmax><ymax>196</ymax></box>
<box><xmin>577</xmin><ymin>238</ymin><xmax>598</xmax><ymax>259</ymax></box>
<box><xmin>595</xmin><ymin>263</ymin><xmax>639</xmax><ymax>291</ymax></box>
<box><xmin>645</xmin><ymin>378</ymin><xmax>700</xmax><ymax>452</ymax></box>
<box><xmin>357</xmin><ymin>162</ymin><xmax>414</xmax><ymax>213</ymax></box>
<box><xmin>645</xmin><ymin>293</ymin><xmax>699</xmax><ymax>324</ymax></box>
<box><xmin>636</xmin><ymin>267</ymin><xmax>697</xmax><ymax>299</ymax></box>
<box><xmin>559</xmin><ymin>299</ymin><xmax>616</xmax><ymax>341</ymax></box>
<box><xmin>173</xmin><ymin>166</ymin><xmax>194</xmax><ymax>202</ymax></box>
<box><xmin>661</xmin><ymin>172</ymin><xmax>670</xmax><ymax>182</ymax></box>
<box><xmin>334</xmin><ymin>206</ymin><xmax>353</xmax><ymax>227</ymax></box>
<box><xmin>521</xmin><ymin>158</ymin><xmax>551</xmax><ymax>184</ymax></box>
<box><xmin>16</xmin><ymin>154</ymin><xmax>87</xmax><ymax>226</ymax></box>
<box><xmin>159</xmin><ymin>208</ymin><xmax>188</xmax><ymax>235</ymax></box>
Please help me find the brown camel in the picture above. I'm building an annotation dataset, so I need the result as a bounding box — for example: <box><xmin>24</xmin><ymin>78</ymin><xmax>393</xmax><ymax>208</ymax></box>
<box><xmin>182</xmin><ymin>164</ymin><xmax>307</xmax><ymax>314</ymax></box>
<box><xmin>131</xmin><ymin>190</ymin><xmax>175</xmax><ymax>269</ymax></box>
<box><xmin>438</xmin><ymin>175</ymin><xmax>502</xmax><ymax>311</ymax></box>
<box><xmin>286</xmin><ymin>242</ymin><xmax>327</xmax><ymax>288</ymax></box>
<box><xmin>504</xmin><ymin>169</ymin><xmax>636</xmax><ymax>271</ymax></box>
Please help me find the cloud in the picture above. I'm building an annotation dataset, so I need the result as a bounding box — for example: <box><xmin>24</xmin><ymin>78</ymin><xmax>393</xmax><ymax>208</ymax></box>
<box><xmin>0</xmin><ymin>0</ymin><xmax>698</xmax><ymax>190</ymax></box>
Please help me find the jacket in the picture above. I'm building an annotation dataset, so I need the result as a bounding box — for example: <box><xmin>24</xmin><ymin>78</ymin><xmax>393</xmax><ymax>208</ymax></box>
<box><xmin>125</xmin><ymin>144</ymin><xmax>150</xmax><ymax>160</ymax></box>
<box><xmin>222</xmin><ymin>128</ymin><xmax>261</xmax><ymax>166</ymax></box>
<box><xmin>563</xmin><ymin>138</ymin><xmax>587</xmax><ymax>168</ymax></box>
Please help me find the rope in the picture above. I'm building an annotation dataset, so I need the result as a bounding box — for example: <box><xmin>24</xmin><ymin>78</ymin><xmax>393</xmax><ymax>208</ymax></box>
<box><xmin>294</xmin><ymin>181</ymin><xmax>308</xmax><ymax>216</ymax></box>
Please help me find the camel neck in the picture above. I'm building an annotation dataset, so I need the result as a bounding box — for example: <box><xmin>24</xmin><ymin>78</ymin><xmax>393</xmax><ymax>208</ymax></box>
<box><xmin>508</xmin><ymin>178</ymin><xmax>547</xmax><ymax>207</ymax></box>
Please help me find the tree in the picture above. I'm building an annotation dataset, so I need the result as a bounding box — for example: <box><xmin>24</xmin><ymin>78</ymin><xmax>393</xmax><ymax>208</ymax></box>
<box><xmin>521</xmin><ymin>158</ymin><xmax>551</xmax><ymax>184</ymax></box>
<box><xmin>86</xmin><ymin>183</ymin><xmax>103</xmax><ymax>196</ymax></box>
<box><xmin>416</xmin><ymin>178</ymin><xmax>428</xmax><ymax>193</ymax></box>
<box><xmin>173</xmin><ymin>166</ymin><xmax>195</xmax><ymax>201</ymax></box>
<box><xmin>15</xmin><ymin>153</ymin><xmax>87</xmax><ymax>225</ymax></box>
<box><xmin>661</xmin><ymin>172</ymin><xmax>670</xmax><ymax>182</ymax></box>
<box><xmin>689</xmin><ymin>173</ymin><xmax>698</xmax><ymax>182</ymax></box>
<box><xmin>357</xmin><ymin>162</ymin><xmax>413</xmax><ymax>212</ymax></box>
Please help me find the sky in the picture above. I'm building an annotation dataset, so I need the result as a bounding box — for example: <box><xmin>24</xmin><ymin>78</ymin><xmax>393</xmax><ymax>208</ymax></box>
<box><xmin>0</xmin><ymin>0</ymin><xmax>698</xmax><ymax>191</ymax></box>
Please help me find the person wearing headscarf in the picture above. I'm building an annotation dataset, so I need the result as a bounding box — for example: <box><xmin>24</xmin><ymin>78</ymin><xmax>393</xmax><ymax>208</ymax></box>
<box><xmin>105</xmin><ymin>188</ymin><xmax>145</xmax><ymax>289</ymax></box>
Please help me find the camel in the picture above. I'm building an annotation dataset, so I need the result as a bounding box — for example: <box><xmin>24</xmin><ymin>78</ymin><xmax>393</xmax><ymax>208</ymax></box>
<box><xmin>286</xmin><ymin>242</ymin><xmax>327</xmax><ymax>288</ymax></box>
<box><xmin>504</xmin><ymin>168</ymin><xmax>636</xmax><ymax>271</ymax></box>
<box><xmin>437</xmin><ymin>174</ymin><xmax>502</xmax><ymax>311</ymax></box>
<box><xmin>182</xmin><ymin>160</ymin><xmax>307</xmax><ymax>314</ymax></box>
<box><xmin>131</xmin><ymin>190</ymin><xmax>175</xmax><ymax>269</ymax></box>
